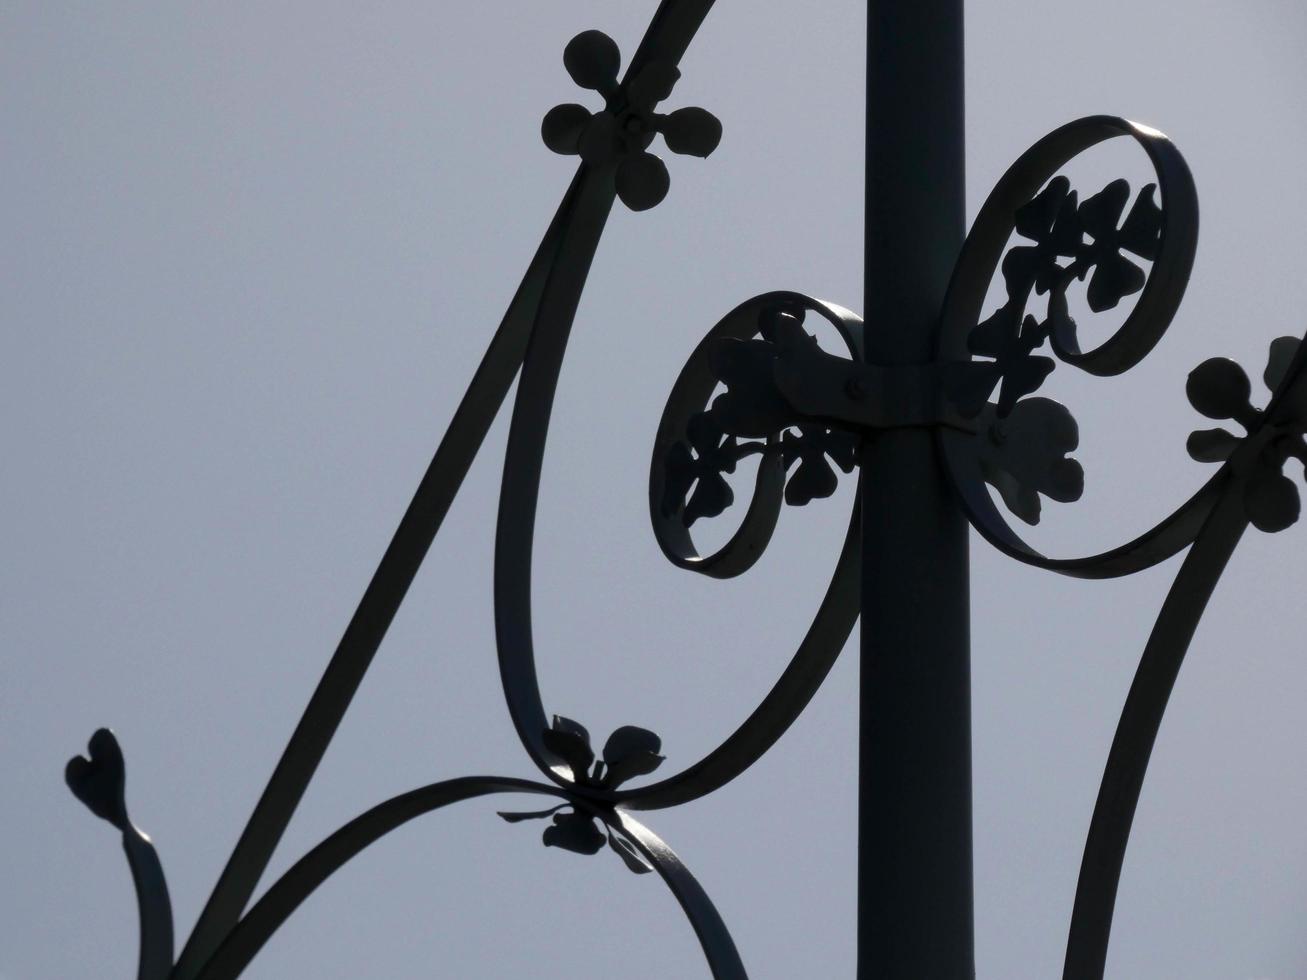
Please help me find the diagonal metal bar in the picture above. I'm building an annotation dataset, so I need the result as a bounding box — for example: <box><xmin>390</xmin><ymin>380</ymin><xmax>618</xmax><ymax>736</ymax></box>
<box><xmin>1062</xmin><ymin>489</ymin><xmax>1249</xmax><ymax>980</ymax></box>
<box><xmin>170</xmin><ymin>180</ymin><xmax>582</xmax><ymax>980</ymax></box>
<box><xmin>174</xmin><ymin>5</ymin><xmax>722</xmax><ymax>973</ymax></box>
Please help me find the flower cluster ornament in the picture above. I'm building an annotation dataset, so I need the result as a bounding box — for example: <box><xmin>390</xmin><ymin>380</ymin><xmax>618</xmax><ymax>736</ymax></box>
<box><xmin>541</xmin><ymin>30</ymin><xmax>722</xmax><ymax>210</ymax></box>
<box><xmin>1186</xmin><ymin>336</ymin><xmax>1307</xmax><ymax>532</ymax></box>
<box><xmin>954</xmin><ymin>175</ymin><xmax>1165</xmax><ymax>417</ymax></box>
<box><xmin>659</xmin><ymin>307</ymin><xmax>859</xmax><ymax>527</ymax></box>
<box><xmin>538</xmin><ymin>715</ymin><xmax>666</xmax><ymax>790</ymax></box>
<box><xmin>497</xmin><ymin>717</ymin><xmax>665</xmax><ymax>874</ymax></box>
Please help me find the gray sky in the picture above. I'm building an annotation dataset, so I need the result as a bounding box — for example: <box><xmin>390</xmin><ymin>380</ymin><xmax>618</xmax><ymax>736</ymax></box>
<box><xmin>4</xmin><ymin>2</ymin><xmax>1306</xmax><ymax>978</ymax></box>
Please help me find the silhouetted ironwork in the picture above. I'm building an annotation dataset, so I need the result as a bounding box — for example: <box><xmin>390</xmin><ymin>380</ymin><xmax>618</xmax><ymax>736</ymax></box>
<box><xmin>63</xmin><ymin>2</ymin><xmax>1307</xmax><ymax>978</ymax></box>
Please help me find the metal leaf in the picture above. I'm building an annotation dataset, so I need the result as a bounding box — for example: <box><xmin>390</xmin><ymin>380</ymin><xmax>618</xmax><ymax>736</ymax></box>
<box><xmin>1000</xmin><ymin>244</ymin><xmax>1045</xmax><ymax>295</ymax></box>
<box><xmin>1085</xmin><ymin>252</ymin><xmax>1145</xmax><ymax>313</ymax></box>
<box><xmin>615</xmin><ymin>151</ymin><xmax>670</xmax><ymax>211</ymax></box>
<box><xmin>602</xmin><ymin>749</ymin><xmax>666</xmax><ymax>789</ymax></box>
<box><xmin>1186</xmin><ymin>358</ymin><xmax>1252</xmax><ymax>421</ymax></box>
<box><xmin>497</xmin><ymin>804</ymin><xmax>566</xmax><ymax>823</ymax></box>
<box><xmin>563</xmin><ymin>30</ymin><xmax>620</xmax><ymax>91</ymax></box>
<box><xmin>1118</xmin><ymin>183</ymin><xmax>1162</xmax><ymax>260</ymax></box>
<box><xmin>684</xmin><ymin>472</ymin><xmax>733</xmax><ymax>526</ymax></box>
<box><xmin>603</xmin><ymin>726</ymin><xmax>662</xmax><ymax>765</ymax></box>
<box><xmin>1186</xmin><ymin>427</ymin><xmax>1241</xmax><ymax>463</ymax></box>
<box><xmin>1014</xmin><ymin>176</ymin><xmax>1071</xmax><ymax>242</ymax></box>
<box><xmin>543</xmin><ymin>715</ymin><xmax>595</xmax><ymax>781</ymax></box>
<box><xmin>785</xmin><ymin>454</ymin><xmax>838</xmax><ymax>506</ymax></box>
<box><xmin>66</xmin><ymin>728</ymin><xmax>129</xmax><ymax>829</ymax></box>
<box><xmin>996</xmin><ymin>350</ymin><xmax>1055</xmax><ymax>417</ymax></box>
<box><xmin>1263</xmin><ymin>336</ymin><xmax>1301</xmax><ymax>396</ymax></box>
<box><xmin>661</xmin><ymin>107</ymin><xmax>722</xmax><ymax>157</ymax></box>
<box><xmin>1077</xmin><ymin>178</ymin><xmax>1130</xmax><ymax>241</ymax></box>
<box><xmin>542</xmin><ymin>810</ymin><xmax>605</xmax><ymax>855</ymax></box>
<box><xmin>1244</xmin><ymin>466</ymin><xmax>1301</xmax><ymax>533</ymax></box>
<box><xmin>541</xmin><ymin>104</ymin><xmax>593</xmax><ymax>155</ymax></box>
<box><xmin>976</xmin><ymin>397</ymin><xmax>1083</xmax><ymax>525</ymax></box>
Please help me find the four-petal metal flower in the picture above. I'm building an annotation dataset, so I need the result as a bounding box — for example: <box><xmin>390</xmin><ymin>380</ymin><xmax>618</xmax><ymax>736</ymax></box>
<box><xmin>497</xmin><ymin>716</ymin><xmax>665</xmax><ymax>874</ymax></box>
<box><xmin>1186</xmin><ymin>337</ymin><xmax>1307</xmax><ymax>532</ymax></box>
<box><xmin>541</xmin><ymin>30</ymin><xmax>723</xmax><ymax>210</ymax></box>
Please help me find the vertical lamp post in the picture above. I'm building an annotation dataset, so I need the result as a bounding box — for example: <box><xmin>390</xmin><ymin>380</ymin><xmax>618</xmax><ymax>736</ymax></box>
<box><xmin>59</xmin><ymin>1</ymin><xmax>1307</xmax><ymax>979</ymax></box>
<box><xmin>861</xmin><ymin>2</ymin><xmax>971</xmax><ymax>976</ymax></box>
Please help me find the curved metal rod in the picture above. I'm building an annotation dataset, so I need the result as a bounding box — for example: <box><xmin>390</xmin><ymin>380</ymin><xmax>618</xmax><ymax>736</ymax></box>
<box><xmin>1064</xmin><ymin>334</ymin><xmax>1307</xmax><ymax>976</ymax></box>
<box><xmin>497</xmin><ymin>283</ymin><xmax>863</xmax><ymax>803</ymax></box>
<box><xmin>941</xmin><ymin>435</ymin><xmax>1228</xmax><ymax>579</ymax></box>
<box><xmin>619</xmin><ymin>496</ymin><xmax>859</xmax><ymax>809</ymax></box>
<box><xmin>123</xmin><ymin>830</ymin><xmax>174</xmax><ymax>980</ymax></box>
<box><xmin>174</xmin><ymin>4</ymin><xmax>720</xmax><ymax>975</ymax></box>
<box><xmin>1061</xmin><ymin>490</ymin><xmax>1248</xmax><ymax>979</ymax></box>
<box><xmin>192</xmin><ymin>777</ymin><xmax>746</xmax><ymax>980</ymax></box>
<box><xmin>65</xmin><ymin>728</ymin><xmax>175</xmax><ymax>980</ymax></box>
<box><xmin>610</xmin><ymin>809</ymin><xmax>748</xmax><ymax>978</ymax></box>
<box><xmin>936</xmin><ymin>115</ymin><xmax>1211</xmax><ymax>577</ymax></box>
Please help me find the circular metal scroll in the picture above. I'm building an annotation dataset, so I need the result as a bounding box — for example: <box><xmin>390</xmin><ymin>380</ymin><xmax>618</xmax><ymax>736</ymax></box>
<box><xmin>936</xmin><ymin>115</ymin><xmax>1218</xmax><ymax>578</ymax></box>
<box><xmin>649</xmin><ymin>290</ymin><xmax>864</xmax><ymax>579</ymax></box>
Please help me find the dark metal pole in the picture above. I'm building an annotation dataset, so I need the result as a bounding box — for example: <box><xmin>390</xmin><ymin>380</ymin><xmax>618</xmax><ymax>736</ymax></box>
<box><xmin>860</xmin><ymin>1</ymin><xmax>972</xmax><ymax>978</ymax></box>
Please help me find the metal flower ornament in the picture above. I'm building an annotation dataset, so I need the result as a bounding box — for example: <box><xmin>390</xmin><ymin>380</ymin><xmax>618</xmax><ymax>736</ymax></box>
<box><xmin>62</xmin><ymin>3</ymin><xmax>1306</xmax><ymax>980</ymax></box>
<box><xmin>542</xmin><ymin>30</ymin><xmax>722</xmax><ymax>210</ymax></box>
<box><xmin>1186</xmin><ymin>338</ymin><xmax>1307</xmax><ymax>532</ymax></box>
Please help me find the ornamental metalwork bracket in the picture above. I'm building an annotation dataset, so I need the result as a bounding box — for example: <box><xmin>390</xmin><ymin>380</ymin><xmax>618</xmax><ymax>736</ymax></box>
<box><xmin>707</xmin><ymin>311</ymin><xmax>978</xmax><ymax>433</ymax></box>
<box><xmin>59</xmin><ymin>4</ymin><xmax>1307</xmax><ymax>980</ymax></box>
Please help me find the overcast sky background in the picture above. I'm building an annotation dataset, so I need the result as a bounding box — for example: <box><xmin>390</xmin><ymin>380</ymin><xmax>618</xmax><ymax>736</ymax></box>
<box><xmin>4</xmin><ymin>2</ymin><xmax>1307</xmax><ymax>978</ymax></box>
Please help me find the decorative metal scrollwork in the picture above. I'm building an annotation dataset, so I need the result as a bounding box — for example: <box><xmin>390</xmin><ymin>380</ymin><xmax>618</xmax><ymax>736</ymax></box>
<box><xmin>938</xmin><ymin>115</ymin><xmax>1208</xmax><ymax>577</ymax></box>
<box><xmin>934</xmin><ymin>115</ymin><xmax>1307</xmax><ymax>980</ymax></box>
<box><xmin>58</xmin><ymin>0</ymin><xmax>1306</xmax><ymax>971</ymax></box>
<box><xmin>650</xmin><ymin>292</ymin><xmax>864</xmax><ymax>578</ymax></box>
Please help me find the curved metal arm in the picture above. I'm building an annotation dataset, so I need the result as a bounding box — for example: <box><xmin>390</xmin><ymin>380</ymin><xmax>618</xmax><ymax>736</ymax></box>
<box><xmin>192</xmin><ymin>777</ymin><xmax>745</xmax><ymax>980</ymax></box>
<box><xmin>1063</xmin><ymin>335</ymin><xmax>1307</xmax><ymax>976</ymax></box>
<box><xmin>497</xmin><ymin>284</ymin><xmax>867</xmax><ymax>807</ymax></box>
<box><xmin>618</xmin><ymin>498</ymin><xmax>859</xmax><ymax>810</ymax></box>
<box><xmin>66</xmin><ymin>730</ymin><xmax>174</xmax><ymax>980</ymax></box>
<box><xmin>1061</xmin><ymin>490</ymin><xmax>1247</xmax><ymax>979</ymax></box>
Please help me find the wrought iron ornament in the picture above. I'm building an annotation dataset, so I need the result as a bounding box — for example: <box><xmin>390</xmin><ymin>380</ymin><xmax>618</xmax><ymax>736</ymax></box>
<box><xmin>64</xmin><ymin>4</ymin><xmax>1306</xmax><ymax>979</ymax></box>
